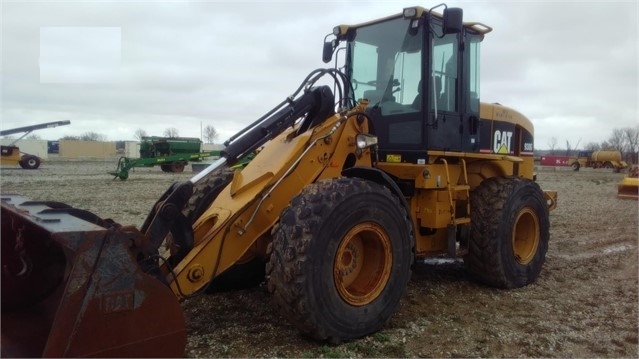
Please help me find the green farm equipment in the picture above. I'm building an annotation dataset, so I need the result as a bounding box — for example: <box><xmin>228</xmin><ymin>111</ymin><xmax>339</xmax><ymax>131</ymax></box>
<box><xmin>110</xmin><ymin>151</ymin><xmax>220</xmax><ymax>180</ymax></box>
<box><xmin>139</xmin><ymin>136</ymin><xmax>202</xmax><ymax>159</ymax></box>
<box><xmin>110</xmin><ymin>136</ymin><xmax>219</xmax><ymax>180</ymax></box>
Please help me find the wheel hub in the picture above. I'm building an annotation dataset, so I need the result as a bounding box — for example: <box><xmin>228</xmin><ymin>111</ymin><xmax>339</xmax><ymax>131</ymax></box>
<box><xmin>512</xmin><ymin>208</ymin><xmax>540</xmax><ymax>265</ymax></box>
<box><xmin>334</xmin><ymin>222</ymin><xmax>392</xmax><ymax>306</ymax></box>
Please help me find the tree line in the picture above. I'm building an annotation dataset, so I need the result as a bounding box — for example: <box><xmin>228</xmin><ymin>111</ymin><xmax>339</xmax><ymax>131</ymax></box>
<box><xmin>546</xmin><ymin>127</ymin><xmax>639</xmax><ymax>164</ymax></box>
<box><xmin>13</xmin><ymin>125</ymin><xmax>220</xmax><ymax>144</ymax></box>
<box><xmin>133</xmin><ymin>125</ymin><xmax>218</xmax><ymax>144</ymax></box>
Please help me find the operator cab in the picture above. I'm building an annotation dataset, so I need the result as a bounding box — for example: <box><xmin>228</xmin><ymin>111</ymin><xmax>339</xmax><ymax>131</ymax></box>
<box><xmin>324</xmin><ymin>5</ymin><xmax>491</xmax><ymax>164</ymax></box>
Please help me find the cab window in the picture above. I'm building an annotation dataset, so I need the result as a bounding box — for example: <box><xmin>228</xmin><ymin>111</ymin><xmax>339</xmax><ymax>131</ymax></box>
<box><xmin>350</xmin><ymin>18</ymin><xmax>422</xmax><ymax>116</ymax></box>
<box><xmin>431</xmin><ymin>33</ymin><xmax>458</xmax><ymax>112</ymax></box>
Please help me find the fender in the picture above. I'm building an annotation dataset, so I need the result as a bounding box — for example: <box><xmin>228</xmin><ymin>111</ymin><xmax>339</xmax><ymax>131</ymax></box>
<box><xmin>341</xmin><ymin>166</ymin><xmax>411</xmax><ymax>216</ymax></box>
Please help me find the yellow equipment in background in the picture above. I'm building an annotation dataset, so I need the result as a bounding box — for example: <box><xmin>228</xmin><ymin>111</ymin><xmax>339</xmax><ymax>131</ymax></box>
<box><xmin>618</xmin><ymin>165</ymin><xmax>639</xmax><ymax>200</ymax></box>
<box><xmin>570</xmin><ymin>149</ymin><xmax>628</xmax><ymax>172</ymax></box>
<box><xmin>0</xmin><ymin>120</ymin><xmax>70</xmax><ymax>169</ymax></box>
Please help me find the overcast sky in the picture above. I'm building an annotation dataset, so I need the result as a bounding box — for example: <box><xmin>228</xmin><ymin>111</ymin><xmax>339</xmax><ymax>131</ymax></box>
<box><xmin>2</xmin><ymin>0</ymin><xmax>637</xmax><ymax>150</ymax></box>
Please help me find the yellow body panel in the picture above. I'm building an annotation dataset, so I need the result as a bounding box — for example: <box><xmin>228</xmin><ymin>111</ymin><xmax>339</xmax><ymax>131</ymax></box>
<box><xmin>1</xmin><ymin>146</ymin><xmax>23</xmax><ymax>166</ymax></box>
<box><xmin>480</xmin><ymin>102</ymin><xmax>534</xmax><ymax>135</ymax></box>
<box><xmin>618</xmin><ymin>166</ymin><xmax>639</xmax><ymax>200</ymax></box>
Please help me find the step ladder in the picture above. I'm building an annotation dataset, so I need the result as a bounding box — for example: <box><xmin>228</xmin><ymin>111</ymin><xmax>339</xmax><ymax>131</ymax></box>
<box><xmin>440</xmin><ymin>158</ymin><xmax>470</xmax><ymax>257</ymax></box>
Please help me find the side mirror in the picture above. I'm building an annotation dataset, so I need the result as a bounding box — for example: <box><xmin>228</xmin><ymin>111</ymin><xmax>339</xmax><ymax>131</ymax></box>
<box><xmin>443</xmin><ymin>7</ymin><xmax>463</xmax><ymax>34</ymax></box>
<box><xmin>322</xmin><ymin>40</ymin><xmax>336</xmax><ymax>63</ymax></box>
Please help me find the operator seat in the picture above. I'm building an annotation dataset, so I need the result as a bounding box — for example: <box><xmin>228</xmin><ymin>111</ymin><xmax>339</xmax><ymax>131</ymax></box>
<box><xmin>413</xmin><ymin>76</ymin><xmax>443</xmax><ymax>110</ymax></box>
<box><xmin>412</xmin><ymin>80</ymin><xmax>422</xmax><ymax>109</ymax></box>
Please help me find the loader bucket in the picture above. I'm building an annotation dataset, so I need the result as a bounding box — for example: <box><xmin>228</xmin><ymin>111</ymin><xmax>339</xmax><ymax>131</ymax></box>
<box><xmin>1</xmin><ymin>195</ymin><xmax>186</xmax><ymax>357</ymax></box>
<box><xmin>617</xmin><ymin>176</ymin><xmax>639</xmax><ymax>200</ymax></box>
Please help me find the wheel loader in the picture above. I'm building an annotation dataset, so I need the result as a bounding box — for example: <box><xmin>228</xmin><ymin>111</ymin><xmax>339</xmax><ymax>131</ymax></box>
<box><xmin>1</xmin><ymin>5</ymin><xmax>558</xmax><ymax>357</ymax></box>
<box><xmin>0</xmin><ymin>120</ymin><xmax>70</xmax><ymax>170</ymax></box>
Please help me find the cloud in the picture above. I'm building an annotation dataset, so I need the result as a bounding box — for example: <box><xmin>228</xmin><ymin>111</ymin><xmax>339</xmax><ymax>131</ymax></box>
<box><xmin>1</xmin><ymin>0</ymin><xmax>637</xmax><ymax>151</ymax></box>
<box><xmin>473</xmin><ymin>1</ymin><xmax>638</xmax><ymax>148</ymax></box>
<box><xmin>40</xmin><ymin>26</ymin><xmax>122</xmax><ymax>84</ymax></box>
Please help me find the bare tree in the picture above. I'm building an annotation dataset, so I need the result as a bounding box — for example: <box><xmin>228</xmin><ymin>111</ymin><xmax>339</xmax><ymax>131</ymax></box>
<box><xmin>565</xmin><ymin>139</ymin><xmax>572</xmax><ymax>156</ymax></box>
<box><xmin>547</xmin><ymin>137</ymin><xmax>558</xmax><ymax>154</ymax></box>
<box><xmin>607</xmin><ymin>128</ymin><xmax>625</xmax><ymax>152</ymax></box>
<box><xmin>80</xmin><ymin>131</ymin><xmax>106</xmax><ymax>141</ymax></box>
<box><xmin>134</xmin><ymin>128</ymin><xmax>148</xmax><ymax>141</ymax></box>
<box><xmin>584</xmin><ymin>142</ymin><xmax>601</xmax><ymax>151</ymax></box>
<box><xmin>623</xmin><ymin>127</ymin><xmax>639</xmax><ymax>164</ymax></box>
<box><xmin>623</xmin><ymin>127</ymin><xmax>639</xmax><ymax>153</ymax></box>
<box><xmin>203</xmin><ymin>125</ymin><xmax>218</xmax><ymax>144</ymax></box>
<box><xmin>164</xmin><ymin>127</ymin><xmax>179</xmax><ymax>138</ymax></box>
<box><xmin>26</xmin><ymin>134</ymin><xmax>41</xmax><ymax>140</ymax></box>
<box><xmin>60</xmin><ymin>135</ymin><xmax>80</xmax><ymax>141</ymax></box>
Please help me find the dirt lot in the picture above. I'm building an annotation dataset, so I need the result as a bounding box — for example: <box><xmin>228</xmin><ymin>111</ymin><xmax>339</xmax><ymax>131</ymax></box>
<box><xmin>1</xmin><ymin>160</ymin><xmax>637</xmax><ymax>358</ymax></box>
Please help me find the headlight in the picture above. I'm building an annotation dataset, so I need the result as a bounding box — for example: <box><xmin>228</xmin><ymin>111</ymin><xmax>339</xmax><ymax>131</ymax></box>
<box><xmin>403</xmin><ymin>7</ymin><xmax>417</xmax><ymax>18</ymax></box>
<box><xmin>403</xmin><ymin>6</ymin><xmax>425</xmax><ymax>19</ymax></box>
<box><xmin>356</xmin><ymin>134</ymin><xmax>378</xmax><ymax>149</ymax></box>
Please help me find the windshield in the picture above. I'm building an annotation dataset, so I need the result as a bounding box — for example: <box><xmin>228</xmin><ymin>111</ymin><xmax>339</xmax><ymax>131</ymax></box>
<box><xmin>348</xmin><ymin>17</ymin><xmax>422</xmax><ymax>115</ymax></box>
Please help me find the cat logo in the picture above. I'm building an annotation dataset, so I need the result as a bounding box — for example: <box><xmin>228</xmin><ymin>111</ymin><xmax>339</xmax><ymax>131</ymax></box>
<box><xmin>493</xmin><ymin>130</ymin><xmax>513</xmax><ymax>154</ymax></box>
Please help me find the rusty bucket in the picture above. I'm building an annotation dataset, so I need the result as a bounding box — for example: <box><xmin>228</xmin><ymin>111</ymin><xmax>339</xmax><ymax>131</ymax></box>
<box><xmin>1</xmin><ymin>195</ymin><xmax>186</xmax><ymax>357</ymax></box>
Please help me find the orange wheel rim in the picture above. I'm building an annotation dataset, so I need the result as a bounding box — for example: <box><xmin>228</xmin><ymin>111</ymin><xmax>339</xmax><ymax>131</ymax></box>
<box><xmin>334</xmin><ymin>222</ymin><xmax>392</xmax><ymax>306</ymax></box>
<box><xmin>512</xmin><ymin>208</ymin><xmax>540</xmax><ymax>265</ymax></box>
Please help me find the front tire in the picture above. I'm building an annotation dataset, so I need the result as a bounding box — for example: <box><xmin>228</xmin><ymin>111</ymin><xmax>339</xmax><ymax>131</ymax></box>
<box><xmin>267</xmin><ymin>177</ymin><xmax>414</xmax><ymax>341</ymax></box>
<box><xmin>19</xmin><ymin>155</ymin><xmax>40</xmax><ymax>169</ymax></box>
<box><xmin>464</xmin><ymin>176</ymin><xmax>549</xmax><ymax>288</ymax></box>
<box><xmin>183</xmin><ymin>168</ymin><xmax>266</xmax><ymax>291</ymax></box>
<box><xmin>183</xmin><ymin>169</ymin><xmax>234</xmax><ymax>222</ymax></box>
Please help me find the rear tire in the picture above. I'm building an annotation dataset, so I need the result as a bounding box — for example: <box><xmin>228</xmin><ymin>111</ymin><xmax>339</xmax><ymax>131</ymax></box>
<box><xmin>183</xmin><ymin>169</ymin><xmax>234</xmax><ymax>222</ymax></box>
<box><xmin>464</xmin><ymin>177</ymin><xmax>549</xmax><ymax>288</ymax></box>
<box><xmin>19</xmin><ymin>155</ymin><xmax>40</xmax><ymax>170</ymax></box>
<box><xmin>267</xmin><ymin>177</ymin><xmax>414</xmax><ymax>341</ymax></box>
<box><xmin>571</xmin><ymin>162</ymin><xmax>580</xmax><ymax>171</ymax></box>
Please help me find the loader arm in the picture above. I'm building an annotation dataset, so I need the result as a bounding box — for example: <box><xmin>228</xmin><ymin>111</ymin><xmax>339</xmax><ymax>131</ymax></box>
<box><xmin>136</xmin><ymin>85</ymin><xmax>338</xmax><ymax>272</ymax></box>
<box><xmin>164</xmin><ymin>100</ymin><xmax>374</xmax><ymax>297</ymax></box>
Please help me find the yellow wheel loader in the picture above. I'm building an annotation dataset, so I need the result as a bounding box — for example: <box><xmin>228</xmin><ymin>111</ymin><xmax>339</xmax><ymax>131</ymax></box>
<box><xmin>1</xmin><ymin>5</ymin><xmax>557</xmax><ymax>357</ymax></box>
<box><xmin>0</xmin><ymin>120</ymin><xmax>70</xmax><ymax>170</ymax></box>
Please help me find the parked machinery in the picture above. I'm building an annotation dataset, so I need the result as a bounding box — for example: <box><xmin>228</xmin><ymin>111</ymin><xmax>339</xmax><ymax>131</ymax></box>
<box><xmin>110</xmin><ymin>136</ymin><xmax>220</xmax><ymax>180</ymax></box>
<box><xmin>0</xmin><ymin>120</ymin><xmax>70</xmax><ymax>169</ymax></box>
<box><xmin>1</xmin><ymin>5</ymin><xmax>557</xmax><ymax>357</ymax></box>
<box><xmin>618</xmin><ymin>165</ymin><xmax>639</xmax><ymax>199</ymax></box>
<box><xmin>570</xmin><ymin>150</ymin><xmax>628</xmax><ymax>172</ymax></box>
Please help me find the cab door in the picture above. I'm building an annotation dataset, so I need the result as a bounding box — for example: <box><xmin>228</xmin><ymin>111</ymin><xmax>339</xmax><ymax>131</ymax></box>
<box><xmin>427</xmin><ymin>31</ymin><xmax>463</xmax><ymax>151</ymax></box>
<box><xmin>426</xmin><ymin>26</ymin><xmax>482</xmax><ymax>153</ymax></box>
<box><xmin>461</xmin><ymin>33</ymin><xmax>482</xmax><ymax>152</ymax></box>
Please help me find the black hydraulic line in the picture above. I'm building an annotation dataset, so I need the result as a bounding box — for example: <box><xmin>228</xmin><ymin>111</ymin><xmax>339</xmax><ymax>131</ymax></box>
<box><xmin>221</xmin><ymin>85</ymin><xmax>335</xmax><ymax>164</ymax></box>
<box><xmin>223</xmin><ymin>68</ymin><xmax>352</xmax><ymax>147</ymax></box>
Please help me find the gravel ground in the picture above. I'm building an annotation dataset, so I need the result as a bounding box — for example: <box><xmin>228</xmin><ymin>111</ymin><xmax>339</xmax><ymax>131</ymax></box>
<box><xmin>1</xmin><ymin>160</ymin><xmax>637</xmax><ymax>358</ymax></box>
